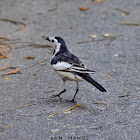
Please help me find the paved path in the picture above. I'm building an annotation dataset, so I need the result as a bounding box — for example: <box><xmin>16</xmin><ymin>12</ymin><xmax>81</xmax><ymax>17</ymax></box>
<box><xmin>0</xmin><ymin>0</ymin><xmax>140</xmax><ymax>140</ymax></box>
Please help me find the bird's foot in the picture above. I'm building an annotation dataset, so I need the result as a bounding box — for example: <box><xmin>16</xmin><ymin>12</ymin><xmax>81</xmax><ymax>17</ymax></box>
<box><xmin>51</xmin><ymin>94</ymin><xmax>62</xmax><ymax>99</ymax></box>
<box><xmin>66</xmin><ymin>98</ymin><xmax>76</xmax><ymax>103</ymax></box>
<box><xmin>50</xmin><ymin>89</ymin><xmax>66</xmax><ymax>99</ymax></box>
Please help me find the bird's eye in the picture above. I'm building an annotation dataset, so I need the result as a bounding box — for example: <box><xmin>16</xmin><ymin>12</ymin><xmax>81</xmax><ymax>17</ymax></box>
<box><xmin>52</xmin><ymin>40</ymin><xmax>54</xmax><ymax>43</ymax></box>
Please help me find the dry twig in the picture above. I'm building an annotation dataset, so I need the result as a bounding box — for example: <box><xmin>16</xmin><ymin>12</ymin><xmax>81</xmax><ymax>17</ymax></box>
<box><xmin>13</xmin><ymin>42</ymin><xmax>52</xmax><ymax>49</ymax></box>
<box><xmin>105</xmin><ymin>72</ymin><xmax>110</xmax><ymax>78</ymax></box>
<box><xmin>77</xmin><ymin>39</ymin><xmax>105</xmax><ymax>44</ymax></box>
<box><xmin>0</xmin><ymin>37</ymin><xmax>20</xmax><ymax>42</ymax></box>
<box><xmin>9</xmin><ymin>103</ymin><xmax>37</xmax><ymax>110</ymax></box>
<box><xmin>33</xmin><ymin>69</ymin><xmax>41</xmax><ymax>76</ymax></box>
<box><xmin>45</xmin><ymin>90</ymin><xmax>56</xmax><ymax>93</ymax></box>
<box><xmin>118</xmin><ymin>94</ymin><xmax>140</xmax><ymax>100</ymax></box>
<box><xmin>118</xmin><ymin>95</ymin><xmax>129</xmax><ymax>98</ymax></box>
<box><xmin>119</xmin><ymin>21</ymin><xmax>140</xmax><ymax>26</ymax></box>
<box><xmin>0</xmin><ymin>67</ymin><xmax>17</xmax><ymax>71</ymax></box>
<box><xmin>91</xmin><ymin>102</ymin><xmax>109</xmax><ymax>109</ymax></box>
<box><xmin>94</xmin><ymin>0</ymin><xmax>105</xmax><ymax>5</ymax></box>
<box><xmin>114</xmin><ymin>8</ymin><xmax>130</xmax><ymax>15</ymax></box>
<box><xmin>0</xmin><ymin>18</ymin><xmax>27</xmax><ymax>33</ymax></box>
<box><xmin>48</xmin><ymin>4</ymin><xmax>58</xmax><ymax>12</ymax></box>
<box><xmin>21</xmin><ymin>59</ymin><xmax>48</xmax><ymax>70</ymax></box>
<box><xmin>0</xmin><ymin>37</ymin><xmax>11</xmax><ymax>41</ymax></box>
<box><xmin>0</xmin><ymin>43</ymin><xmax>13</xmax><ymax>50</ymax></box>
<box><xmin>48</xmin><ymin>104</ymin><xmax>81</xmax><ymax>118</ymax></box>
<box><xmin>0</xmin><ymin>125</ymin><xmax>13</xmax><ymax>131</ymax></box>
<box><xmin>124</xmin><ymin>95</ymin><xmax>140</xmax><ymax>100</ymax></box>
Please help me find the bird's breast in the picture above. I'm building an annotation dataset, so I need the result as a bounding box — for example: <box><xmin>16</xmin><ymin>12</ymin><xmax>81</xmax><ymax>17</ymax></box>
<box><xmin>55</xmin><ymin>70</ymin><xmax>84</xmax><ymax>82</ymax></box>
<box><xmin>52</xmin><ymin>61</ymin><xmax>71</xmax><ymax>70</ymax></box>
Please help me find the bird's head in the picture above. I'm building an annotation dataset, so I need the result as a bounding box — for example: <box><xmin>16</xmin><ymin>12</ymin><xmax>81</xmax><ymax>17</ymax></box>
<box><xmin>43</xmin><ymin>36</ymin><xmax>68</xmax><ymax>54</ymax></box>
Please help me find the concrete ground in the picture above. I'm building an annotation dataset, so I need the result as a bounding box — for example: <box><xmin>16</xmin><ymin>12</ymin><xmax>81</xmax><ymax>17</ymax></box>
<box><xmin>0</xmin><ymin>0</ymin><xmax>140</xmax><ymax>140</ymax></box>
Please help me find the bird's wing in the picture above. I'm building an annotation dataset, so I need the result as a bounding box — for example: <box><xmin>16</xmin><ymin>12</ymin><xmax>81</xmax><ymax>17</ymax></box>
<box><xmin>53</xmin><ymin>52</ymin><xmax>95</xmax><ymax>74</ymax></box>
<box><xmin>67</xmin><ymin>53</ymin><xmax>95</xmax><ymax>73</ymax></box>
<box><xmin>68</xmin><ymin>66</ymin><xmax>95</xmax><ymax>74</ymax></box>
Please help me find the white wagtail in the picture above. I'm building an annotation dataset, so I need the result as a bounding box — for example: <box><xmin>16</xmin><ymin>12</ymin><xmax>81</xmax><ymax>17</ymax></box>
<box><xmin>43</xmin><ymin>36</ymin><xmax>106</xmax><ymax>102</ymax></box>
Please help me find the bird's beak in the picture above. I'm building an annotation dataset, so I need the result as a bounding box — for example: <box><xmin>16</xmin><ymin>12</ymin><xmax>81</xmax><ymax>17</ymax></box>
<box><xmin>42</xmin><ymin>36</ymin><xmax>50</xmax><ymax>41</ymax></box>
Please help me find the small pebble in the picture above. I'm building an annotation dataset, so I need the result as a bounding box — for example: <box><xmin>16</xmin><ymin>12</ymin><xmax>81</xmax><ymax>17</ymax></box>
<box><xmin>50</xmin><ymin>129</ymin><xmax>60</xmax><ymax>134</ymax></box>
<box><xmin>90</xmin><ymin>34</ymin><xmax>97</xmax><ymax>38</ymax></box>
<box><xmin>103</xmin><ymin>33</ymin><xmax>110</xmax><ymax>38</ymax></box>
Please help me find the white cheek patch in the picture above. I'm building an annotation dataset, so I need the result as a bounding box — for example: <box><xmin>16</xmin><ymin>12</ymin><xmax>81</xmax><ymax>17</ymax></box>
<box><xmin>52</xmin><ymin>61</ymin><xmax>72</xmax><ymax>70</ymax></box>
<box><xmin>52</xmin><ymin>43</ymin><xmax>61</xmax><ymax>58</ymax></box>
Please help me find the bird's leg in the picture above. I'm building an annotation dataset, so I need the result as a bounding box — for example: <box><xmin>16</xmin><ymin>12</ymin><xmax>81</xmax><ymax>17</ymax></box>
<box><xmin>70</xmin><ymin>82</ymin><xmax>79</xmax><ymax>102</ymax></box>
<box><xmin>51</xmin><ymin>79</ymin><xmax>66</xmax><ymax>99</ymax></box>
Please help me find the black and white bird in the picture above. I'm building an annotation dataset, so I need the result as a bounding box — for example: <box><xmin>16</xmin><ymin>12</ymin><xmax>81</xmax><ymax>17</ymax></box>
<box><xmin>43</xmin><ymin>36</ymin><xmax>106</xmax><ymax>102</ymax></box>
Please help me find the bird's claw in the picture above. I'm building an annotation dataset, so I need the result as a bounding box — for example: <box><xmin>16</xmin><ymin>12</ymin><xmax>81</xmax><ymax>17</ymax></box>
<box><xmin>66</xmin><ymin>98</ymin><xmax>76</xmax><ymax>103</ymax></box>
<box><xmin>51</xmin><ymin>94</ymin><xmax>62</xmax><ymax>99</ymax></box>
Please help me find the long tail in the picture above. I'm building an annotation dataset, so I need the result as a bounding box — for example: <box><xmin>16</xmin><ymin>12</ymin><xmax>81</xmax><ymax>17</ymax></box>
<box><xmin>81</xmin><ymin>74</ymin><xmax>106</xmax><ymax>92</ymax></box>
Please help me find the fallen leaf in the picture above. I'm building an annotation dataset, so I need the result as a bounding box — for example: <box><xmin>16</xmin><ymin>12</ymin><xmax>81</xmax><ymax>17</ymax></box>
<box><xmin>0</xmin><ymin>50</ymin><xmax>8</xmax><ymax>59</ymax></box>
<box><xmin>2</xmin><ymin>68</ymin><xmax>20</xmax><ymax>76</ymax></box>
<box><xmin>79</xmin><ymin>7</ymin><xmax>89</xmax><ymax>11</ymax></box>
<box><xmin>25</xmin><ymin>56</ymin><xmax>35</xmax><ymax>59</ymax></box>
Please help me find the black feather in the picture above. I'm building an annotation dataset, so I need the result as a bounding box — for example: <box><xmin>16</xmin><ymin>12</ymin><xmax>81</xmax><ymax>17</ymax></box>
<box><xmin>49</xmin><ymin>36</ymin><xmax>107</xmax><ymax>93</ymax></box>
<box><xmin>51</xmin><ymin>51</ymin><xmax>84</xmax><ymax>66</ymax></box>
<box><xmin>78</xmin><ymin>73</ymin><xmax>106</xmax><ymax>92</ymax></box>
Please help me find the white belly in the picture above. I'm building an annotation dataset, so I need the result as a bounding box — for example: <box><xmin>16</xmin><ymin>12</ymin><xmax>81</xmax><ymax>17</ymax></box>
<box><xmin>55</xmin><ymin>70</ymin><xmax>84</xmax><ymax>82</ymax></box>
